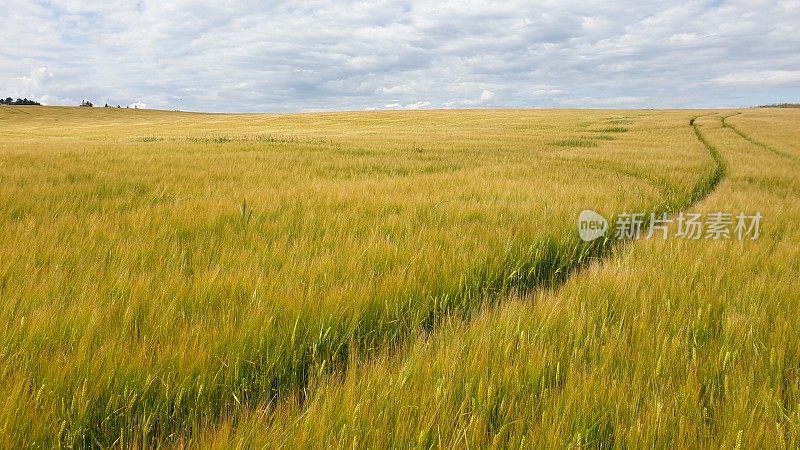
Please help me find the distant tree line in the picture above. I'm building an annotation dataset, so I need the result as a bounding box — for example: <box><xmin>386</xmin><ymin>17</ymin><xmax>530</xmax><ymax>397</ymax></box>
<box><xmin>759</xmin><ymin>103</ymin><xmax>800</xmax><ymax>108</ymax></box>
<box><xmin>81</xmin><ymin>100</ymin><xmax>125</xmax><ymax>108</ymax></box>
<box><xmin>0</xmin><ymin>97</ymin><xmax>41</xmax><ymax>105</ymax></box>
<box><xmin>2</xmin><ymin>97</ymin><xmax>129</xmax><ymax>108</ymax></box>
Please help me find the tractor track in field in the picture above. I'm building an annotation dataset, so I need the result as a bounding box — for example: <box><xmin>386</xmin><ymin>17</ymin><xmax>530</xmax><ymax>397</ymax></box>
<box><xmin>719</xmin><ymin>112</ymin><xmax>800</xmax><ymax>199</ymax></box>
<box><xmin>249</xmin><ymin>113</ymin><xmax>734</xmax><ymax>447</ymax></box>
<box><xmin>216</xmin><ymin>111</ymin><xmax>796</xmax><ymax>447</ymax></box>
<box><xmin>721</xmin><ymin>112</ymin><xmax>798</xmax><ymax>162</ymax></box>
<box><xmin>257</xmin><ymin>113</ymin><xmax>732</xmax><ymax>422</ymax></box>
<box><xmin>184</xmin><ymin>113</ymin><xmax>732</xmax><ymax>446</ymax></box>
<box><xmin>690</xmin><ymin>113</ymin><xmax>727</xmax><ymax>196</ymax></box>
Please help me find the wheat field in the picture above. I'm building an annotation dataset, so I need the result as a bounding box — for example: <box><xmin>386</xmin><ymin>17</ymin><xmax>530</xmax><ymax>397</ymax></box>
<box><xmin>0</xmin><ymin>106</ymin><xmax>796</xmax><ymax>447</ymax></box>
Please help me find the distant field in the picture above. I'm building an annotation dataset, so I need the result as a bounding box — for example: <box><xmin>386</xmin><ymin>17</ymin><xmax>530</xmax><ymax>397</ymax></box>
<box><xmin>0</xmin><ymin>106</ymin><xmax>796</xmax><ymax>447</ymax></box>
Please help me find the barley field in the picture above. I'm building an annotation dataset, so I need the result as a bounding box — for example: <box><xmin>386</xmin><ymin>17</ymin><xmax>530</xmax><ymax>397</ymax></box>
<box><xmin>0</xmin><ymin>106</ymin><xmax>796</xmax><ymax>447</ymax></box>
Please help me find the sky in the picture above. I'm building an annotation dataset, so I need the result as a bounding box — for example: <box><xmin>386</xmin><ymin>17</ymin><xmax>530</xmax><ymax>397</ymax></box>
<box><xmin>1</xmin><ymin>0</ymin><xmax>799</xmax><ymax>112</ymax></box>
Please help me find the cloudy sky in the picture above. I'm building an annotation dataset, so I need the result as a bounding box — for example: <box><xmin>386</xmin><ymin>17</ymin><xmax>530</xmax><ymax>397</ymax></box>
<box><xmin>1</xmin><ymin>0</ymin><xmax>799</xmax><ymax>112</ymax></box>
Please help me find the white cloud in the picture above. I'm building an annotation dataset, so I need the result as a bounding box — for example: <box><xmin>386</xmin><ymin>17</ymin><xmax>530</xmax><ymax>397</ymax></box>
<box><xmin>0</xmin><ymin>67</ymin><xmax>55</xmax><ymax>102</ymax></box>
<box><xmin>557</xmin><ymin>96</ymin><xmax>648</xmax><ymax>107</ymax></box>
<box><xmin>0</xmin><ymin>0</ymin><xmax>798</xmax><ymax>111</ymax></box>
<box><xmin>712</xmin><ymin>70</ymin><xmax>800</xmax><ymax>87</ymax></box>
<box><xmin>444</xmin><ymin>89</ymin><xmax>496</xmax><ymax>107</ymax></box>
<box><xmin>532</xmin><ymin>89</ymin><xmax>564</xmax><ymax>96</ymax></box>
<box><xmin>39</xmin><ymin>94</ymin><xmax>73</xmax><ymax>106</ymax></box>
<box><xmin>403</xmin><ymin>101</ymin><xmax>431</xmax><ymax>109</ymax></box>
<box><xmin>383</xmin><ymin>100</ymin><xmax>431</xmax><ymax>109</ymax></box>
<box><xmin>479</xmin><ymin>89</ymin><xmax>495</xmax><ymax>103</ymax></box>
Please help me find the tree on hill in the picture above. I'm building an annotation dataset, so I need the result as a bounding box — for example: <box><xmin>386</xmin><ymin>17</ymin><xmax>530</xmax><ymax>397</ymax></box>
<box><xmin>0</xmin><ymin>97</ymin><xmax>41</xmax><ymax>105</ymax></box>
